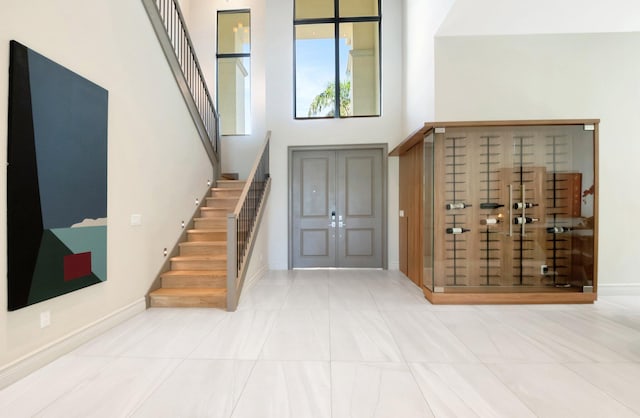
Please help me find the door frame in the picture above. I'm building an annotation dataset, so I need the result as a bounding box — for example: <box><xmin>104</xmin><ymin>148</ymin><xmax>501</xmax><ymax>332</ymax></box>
<box><xmin>288</xmin><ymin>143</ymin><xmax>388</xmax><ymax>270</ymax></box>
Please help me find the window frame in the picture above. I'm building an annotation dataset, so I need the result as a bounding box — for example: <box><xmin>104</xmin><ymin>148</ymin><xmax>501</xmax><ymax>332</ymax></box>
<box><xmin>293</xmin><ymin>0</ymin><xmax>382</xmax><ymax>120</ymax></box>
<box><xmin>216</xmin><ymin>9</ymin><xmax>252</xmax><ymax>136</ymax></box>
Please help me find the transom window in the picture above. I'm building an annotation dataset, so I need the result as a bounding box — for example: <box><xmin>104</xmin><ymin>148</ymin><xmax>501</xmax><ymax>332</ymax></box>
<box><xmin>294</xmin><ymin>0</ymin><xmax>381</xmax><ymax>119</ymax></box>
<box><xmin>217</xmin><ymin>10</ymin><xmax>251</xmax><ymax>135</ymax></box>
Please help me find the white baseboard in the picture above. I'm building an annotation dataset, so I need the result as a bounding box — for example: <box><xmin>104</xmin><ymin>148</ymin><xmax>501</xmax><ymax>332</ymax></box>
<box><xmin>597</xmin><ymin>283</ymin><xmax>640</xmax><ymax>296</ymax></box>
<box><xmin>0</xmin><ymin>298</ymin><xmax>146</xmax><ymax>390</ymax></box>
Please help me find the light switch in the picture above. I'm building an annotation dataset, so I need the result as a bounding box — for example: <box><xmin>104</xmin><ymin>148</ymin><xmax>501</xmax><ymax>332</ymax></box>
<box><xmin>399</xmin><ymin>210</ymin><xmax>405</xmax><ymax>217</ymax></box>
<box><xmin>130</xmin><ymin>214</ymin><xmax>142</xmax><ymax>226</ymax></box>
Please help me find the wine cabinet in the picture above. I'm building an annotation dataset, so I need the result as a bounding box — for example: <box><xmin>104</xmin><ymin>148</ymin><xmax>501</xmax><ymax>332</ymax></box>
<box><xmin>392</xmin><ymin>120</ymin><xmax>598</xmax><ymax>304</ymax></box>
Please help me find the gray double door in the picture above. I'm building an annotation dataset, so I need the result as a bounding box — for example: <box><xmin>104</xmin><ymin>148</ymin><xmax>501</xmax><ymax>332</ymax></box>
<box><xmin>291</xmin><ymin>147</ymin><xmax>385</xmax><ymax>268</ymax></box>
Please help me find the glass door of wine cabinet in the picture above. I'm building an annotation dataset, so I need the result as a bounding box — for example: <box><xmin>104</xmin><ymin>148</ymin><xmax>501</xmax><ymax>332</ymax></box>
<box><xmin>427</xmin><ymin>122</ymin><xmax>596</xmax><ymax>294</ymax></box>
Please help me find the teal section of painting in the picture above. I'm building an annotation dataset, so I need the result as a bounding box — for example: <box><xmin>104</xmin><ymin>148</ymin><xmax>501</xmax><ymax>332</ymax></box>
<box><xmin>51</xmin><ymin>226</ymin><xmax>107</xmax><ymax>281</ymax></box>
<box><xmin>28</xmin><ymin>231</ymin><xmax>101</xmax><ymax>305</ymax></box>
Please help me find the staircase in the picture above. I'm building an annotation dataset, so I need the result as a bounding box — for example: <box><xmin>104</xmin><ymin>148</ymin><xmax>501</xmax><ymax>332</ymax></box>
<box><xmin>148</xmin><ymin>180</ymin><xmax>244</xmax><ymax>308</ymax></box>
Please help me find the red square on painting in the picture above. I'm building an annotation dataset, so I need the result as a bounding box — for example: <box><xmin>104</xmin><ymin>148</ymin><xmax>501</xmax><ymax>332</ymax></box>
<box><xmin>64</xmin><ymin>252</ymin><xmax>92</xmax><ymax>281</ymax></box>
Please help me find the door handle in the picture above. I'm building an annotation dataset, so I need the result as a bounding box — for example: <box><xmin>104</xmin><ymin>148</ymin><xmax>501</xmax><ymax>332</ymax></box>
<box><xmin>339</xmin><ymin>221</ymin><xmax>346</xmax><ymax>228</ymax></box>
<box><xmin>329</xmin><ymin>210</ymin><xmax>336</xmax><ymax>228</ymax></box>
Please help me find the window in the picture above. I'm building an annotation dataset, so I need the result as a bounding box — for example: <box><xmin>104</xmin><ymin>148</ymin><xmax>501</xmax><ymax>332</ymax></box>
<box><xmin>294</xmin><ymin>0</ymin><xmax>381</xmax><ymax>119</ymax></box>
<box><xmin>217</xmin><ymin>10</ymin><xmax>251</xmax><ymax>135</ymax></box>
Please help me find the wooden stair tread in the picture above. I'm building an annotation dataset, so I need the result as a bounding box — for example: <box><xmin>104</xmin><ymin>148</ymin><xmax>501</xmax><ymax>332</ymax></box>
<box><xmin>198</xmin><ymin>206</ymin><xmax>233</xmax><ymax>218</ymax></box>
<box><xmin>217</xmin><ymin>180</ymin><xmax>244</xmax><ymax>184</ymax></box>
<box><xmin>170</xmin><ymin>254</ymin><xmax>227</xmax><ymax>261</ymax></box>
<box><xmin>161</xmin><ymin>270</ymin><xmax>226</xmax><ymax>277</ymax></box>
<box><xmin>179</xmin><ymin>241</ymin><xmax>227</xmax><ymax>246</ymax></box>
<box><xmin>150</xmin><ymin>288</ymin><xmax>226</xmax><ymax>296</ymax></box>
<box><xmin>211</xmin><ymin>187</ymin><xmax>244</xmax><ymax>192</ymax></box>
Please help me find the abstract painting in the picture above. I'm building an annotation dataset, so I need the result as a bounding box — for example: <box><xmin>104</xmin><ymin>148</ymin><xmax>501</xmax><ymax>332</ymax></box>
<box><xmin>7</xmin><ymin>40</ymin><xmax>108</xmax><ymax>311</ymax></box>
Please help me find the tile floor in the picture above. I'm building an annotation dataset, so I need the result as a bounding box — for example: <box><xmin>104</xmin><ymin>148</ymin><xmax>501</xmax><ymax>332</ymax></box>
<box><xmin>1</xmin><ymin>269</ymin><xmax>640</xmax><ymax>417</ymax></box>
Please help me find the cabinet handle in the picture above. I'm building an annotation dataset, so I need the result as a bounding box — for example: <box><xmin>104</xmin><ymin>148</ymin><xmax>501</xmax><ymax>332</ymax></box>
<box><xmin>521</xmin><ymin>185</ymin><xmax>526</xmax><ymax>236</ymax></box>
<box><xmin>508</xmin><ymin>184</ymin><xmax>513</xmax><ymax>237</ymax></box>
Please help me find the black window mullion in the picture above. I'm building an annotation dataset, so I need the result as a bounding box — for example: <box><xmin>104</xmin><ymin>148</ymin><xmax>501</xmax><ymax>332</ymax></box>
<box><xmin>334</xmin><ymin>0</ymin><xmax>340</xmax><ymax>117</ymax></box>
<box><xmin>293</xmin><ymin>0</ymin><xmax>381</xmax><ymax>119</ymax></box>
<box><xmin>216</xmin><ymin>53</ymin><xmax>250</xmax><ymax>59</ymax></box>
<box><xmin>294</xmin><ymin>17</ymin><xmax>336</xmax><ymax>25</ymax></box>
<box><xmin>337</xmin><ymin>16</ymin><xmax>380</xmax><ymax>23</ymax></box>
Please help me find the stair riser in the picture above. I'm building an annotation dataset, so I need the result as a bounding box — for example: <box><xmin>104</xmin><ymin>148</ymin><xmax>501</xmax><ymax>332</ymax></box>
<box><xmin>210</xmin><ymin>189</ymin><xmax>242</xmax><ymax>198</ymax></box>
<box><xmin>206</xmin><ymin>199</ymin><xmax>237</xmax><ymax>209</ymax></box>
<box><xmin>149</xmin><ymin>294</ymin><xmax>226</xmax><ymax>308</ymax></box>
<box><xmin>194</xmin><ymin>219</ymin><xmax>227</xmax><ymax>229</ymax></box>
<box><xmin>199</xmin><ymin>209</ymin><xmax>229</xmax><ymax>218</ymax></box>
<box><xmin>179</xmin><ymin>244</ymin><xmax>227</xmax><ymax>256</ymax></box>
<box><xmin>187</xmin><ymin>231</ymin><xmax>226</xmax><ymax>241</ymax></box>
<box><xmin>161</xmin><ymin>275</ymin><xmax>226</xmax><ymax>289</ymax></box>
<box><xmin>171</xmin><ymin>259</ymin><xmax>227</xmax><ymax>271</ymax></box>
<box><xmin>216</xmin><ymin>181</ymin><xmax>246</xmax><ymax>189</ymax></box>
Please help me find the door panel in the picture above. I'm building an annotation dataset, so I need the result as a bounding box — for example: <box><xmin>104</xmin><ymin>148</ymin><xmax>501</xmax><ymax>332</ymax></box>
<box><xmin>337</xmin><ymin>149</ymin><xmax>383</xmax><ymax>267</ymax></box>
<box><xmin>292</xmin><ymin>151</ymin><xmax>336</xmax><ymax>267</ymax></box>
<box><xmin>291</xmin><ymin>148</ymin><xmax>384</xmax><ymax>268</ymax></box>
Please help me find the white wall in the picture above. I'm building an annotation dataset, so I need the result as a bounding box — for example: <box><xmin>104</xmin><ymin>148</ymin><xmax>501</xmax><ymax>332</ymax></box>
<box><xmin>185</xmin><ymin>0</ymin><xmax>405</xmax><ymax>270</ymax></box>
<box><xmin>402</xmin><ymin>0</ymin><xmax>455</xmax><ymax>137</ymax></box>
<box><xmin>266</xmin><ymin>0</ymin><xmax>404</xmax><ymax>269</ymax></box>
<box><xmin>434</xmin><ymin>10</ymin><xmax>640</xmax><ymax>293</ymax></box>
<box><xmin>176</xmin><ymin>0</ymin><xmax>192</xmax><ymax>21</ymax></box>
<box><xmin>0</xmin><ymin>0</ymin><xmax>213</xmax><ymax>371</ymax></box>
<box><xmin>185</xmin><ymin>0</ymin><xmax>268</xmax><ymax>179</ymax></box>
<box><xmin>437</xmin><ymin>0</ymin><xmax>640</xmax><ymax>37</ymax></box>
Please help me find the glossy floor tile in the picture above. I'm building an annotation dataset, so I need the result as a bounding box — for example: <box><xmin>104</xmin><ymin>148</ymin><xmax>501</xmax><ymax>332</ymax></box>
<box><xmin>331</xmin><ymin>362</ymin><xmax>434</xmax><ymax>418</ymax></box>
<box><xmin>260</xmin><ymin>310</ymin><xmax>330</xmax><ymax>361</ymax></box>
<box><xmin>488</xmin><ymin>362</ymin><xmax>639</xmax><ymax>417</ymax></box>
<box><xmin>35</xmin><ymin>357</ymin><xmax>180</xmax><ymax>418</ymax></box>
<box><xmin>189</xmin><ymin>310</ymin><xmax>278</xmax><ymax>360</ymax></box>
<box><xmin>329</xmin><ymin>309</ymin><xmax>403</xmax><ymax>362</ymax></box>
<box><xmin>382</xmin><ymin>310</ymin><xmax>480</xmax><ymax>362</ymax></box>
<box><xmin>409</xmin><ymin>362</ymin><xmax>537</xmax><ymax>418</ymax></box>
<box><xmin>131</xmin><ymin>359</ymin><xmax>254</xmax><ymax>418</ymax></box>
<box><xmin>1</xmin><ymin>269</ymin><xmax>640</xmax><ymax>418</ymax></box>
<box><xmin>231</xmin><ymin>361</ymin><xmax>331</xmax><ymax>418</ymax></box>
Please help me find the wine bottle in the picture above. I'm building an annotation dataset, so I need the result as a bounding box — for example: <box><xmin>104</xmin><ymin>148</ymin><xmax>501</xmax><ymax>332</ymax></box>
<box><xmin>446</xmin><ymin>227</ymin><xmax>471</xmax><ymax>234</ymax></box>
<box><xmin>480</xmin><ymin>218</ymin><xmax>501</xmax><ymax>225</ymax></box>
<box><xmin>446</xmin><ymin>202</ymin><xmax>472</xmax><ymax>210</ymax></box>
<box><xmin>479</xmin><ymin>203</ymin><xmax>505</xmax><ymax>209</ymax></box>
<box><xmin>547</xmin><ymin>226</ymin><xmax>572</xmax><ymax>233</ymax></box>
<box><xmin>513</xmin><ymin>217</ymin><xmax>539</xmax><ymax>224</ymax></box>
<box><xmin>513</xmin><ymin>202</ymin><xmax>539</xmax><ymax>209</ymax></box>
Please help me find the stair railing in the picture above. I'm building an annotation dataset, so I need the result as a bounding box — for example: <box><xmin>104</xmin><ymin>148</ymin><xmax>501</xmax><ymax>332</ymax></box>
<box><xmin>227</xmin><ymin>132</ymin><xmax>271</xmax><ymax>311</ymax></box>
<box><xmin>141</xmin><ymin>0</ymin><xmax>220</xmax><ymax>169</ymax></box>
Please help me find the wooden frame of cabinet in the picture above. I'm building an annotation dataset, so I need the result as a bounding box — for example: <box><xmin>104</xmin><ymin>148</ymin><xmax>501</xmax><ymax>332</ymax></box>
<box><xmin>391</xmin><ymin>119</ymin><xmax>599</xmax><ymax>304</ymax></box>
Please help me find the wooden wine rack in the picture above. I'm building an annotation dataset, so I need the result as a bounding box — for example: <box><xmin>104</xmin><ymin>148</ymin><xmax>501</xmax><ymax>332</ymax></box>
<box><xmin>392</xmin><ymin>120</ymin><xmax>598</xmax><ymax>304</ymax></box>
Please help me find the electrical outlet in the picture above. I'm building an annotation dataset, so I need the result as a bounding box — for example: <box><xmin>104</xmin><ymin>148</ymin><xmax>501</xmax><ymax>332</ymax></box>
<box><xmin>541</xmin><ymin>265</ymin><xmax>548</xmax><ymax>275</ymax></box>
<box><xmin>40</xmin><ymin>311</ymin><xmax>51</xmax><ymax>328</ymax></box>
